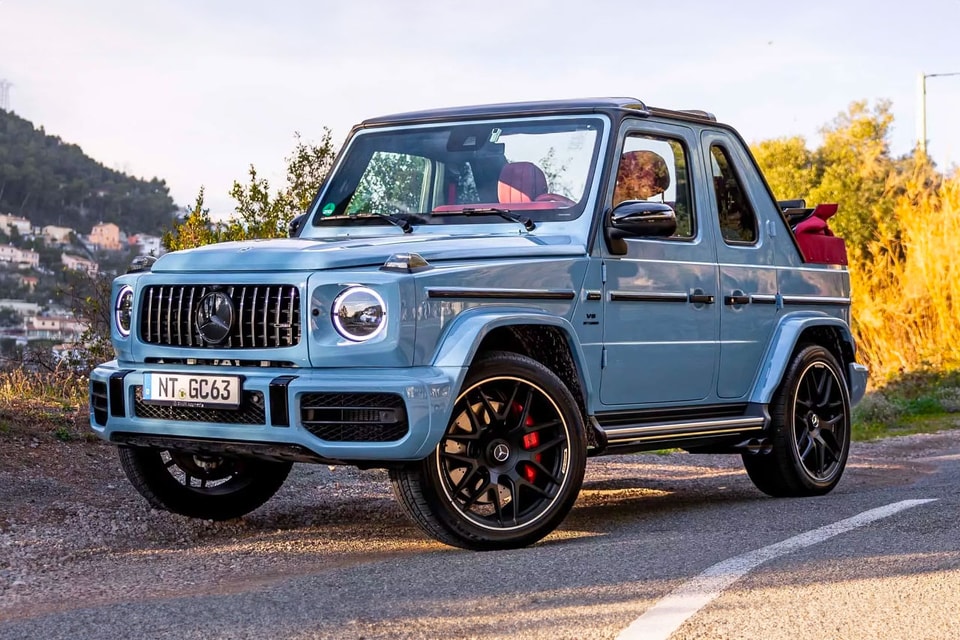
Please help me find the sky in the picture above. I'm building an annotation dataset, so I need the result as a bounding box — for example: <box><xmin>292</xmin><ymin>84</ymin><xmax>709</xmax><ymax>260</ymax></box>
<box><xmin>1</xmin><ymin>0</ymin><xmax>959</xmax><ymax>218</ymax></box>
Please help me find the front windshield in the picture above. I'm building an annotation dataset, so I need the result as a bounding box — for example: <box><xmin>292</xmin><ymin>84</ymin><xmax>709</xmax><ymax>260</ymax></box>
<box><xmin>310</xmin><ymin>116</ymin><xmax>603</xmax><ymax>232</ymax></box>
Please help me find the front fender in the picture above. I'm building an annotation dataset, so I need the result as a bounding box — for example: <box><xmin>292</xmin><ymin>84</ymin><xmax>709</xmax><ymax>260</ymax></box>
<box><xmin>749</xmin><ymin>312</ymin><xmax>860</xmax><ymax>404</ymax></box>
<box><xmin>430</xmin><ymin>307</ymin><xmax>595</xmax><ymax>407</ymax></box>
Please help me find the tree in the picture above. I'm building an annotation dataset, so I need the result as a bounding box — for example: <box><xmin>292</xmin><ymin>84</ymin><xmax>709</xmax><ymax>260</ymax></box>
<box><xmin>162</xmin><ymin>188</ymin><xmax>221</xmax><ymax>251</ymax></box>
<box><xmin>750</xmin><ymin>136</ymin><xmax>819</xmax><ymax>203</ymax></box>
<box><xmin>808</xmin><ymin>100</ymin><xmax>898</xmax><ymax>262</ymax></box>
<box><xmin>164</xmin><ymin>130</ymin><xmax>336</xmax><ymax>250</ymax></box>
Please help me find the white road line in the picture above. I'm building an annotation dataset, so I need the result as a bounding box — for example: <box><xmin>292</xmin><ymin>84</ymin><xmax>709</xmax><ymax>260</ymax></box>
<box><xmin>617</xmin><ymin>498</ymin><xmax>938</xmax><ymax>640</ymax></box>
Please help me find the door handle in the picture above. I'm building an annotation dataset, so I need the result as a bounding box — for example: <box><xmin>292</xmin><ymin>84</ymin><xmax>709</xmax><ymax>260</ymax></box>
<box><xmin>688</xmin><ymin>290</ymin><xmax>715</xmax><ymax>305</ymax></box>
<box><xmin>725</xmin><ymin>292</ymin><xmax>751</xmax><ymax>305</ymax></box>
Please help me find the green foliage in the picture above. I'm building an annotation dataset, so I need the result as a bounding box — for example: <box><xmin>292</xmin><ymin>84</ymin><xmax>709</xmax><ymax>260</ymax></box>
<box><xmin>852</xmin><ymin>368</ymin><xmax>960</xmax><ymax>440</ymax></box>
<box><xmin>163</xmin><ymin>130</ymin><xmax>336</xmax><ymax>250</ymax></box>
<box><xmin>58</xmin><ymin>268</ymin><xmax>114</xmax><ymax>370</ymax></box>
<box><xmin>0</xmin><ymin>108</ymin><xmax>178</xmax><ymax>235</ymax></box>
<box><xmin>750</xmin><ymin>100</ymin><xmax>910</xmax><ymax>262</ymax></box>
<box><xmin>163</xmin><ymin>187</ymin><xmax>220</xmax><ymax>251</ymax></box>
<box><xmin>808</xmin><ymin>101</ymin><xmax>897</xmax><ymax>262</ymax></box>
<box><xmin>751</xmin><ymin>136</ymin><xmax>819</xmax><ymax>202</ymax></box>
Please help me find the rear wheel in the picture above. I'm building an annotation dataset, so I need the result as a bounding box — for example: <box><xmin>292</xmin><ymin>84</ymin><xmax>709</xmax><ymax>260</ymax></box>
<box><xmin>118</xmin><ymin>446</ymin><xmax>292</xmax><ymax>520</ymax></box>
<box><xmin>743</xmin><ymin>345</ymin><xmax>851</xmax><ymax>497</ymax></box>
<box><xmin>390</xmin><ymin>351</ymin><xmax>587</xmax><ymax>550</ymax></box>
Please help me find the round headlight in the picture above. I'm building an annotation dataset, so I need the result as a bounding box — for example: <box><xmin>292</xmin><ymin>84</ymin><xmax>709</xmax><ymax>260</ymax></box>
<box><xmin>332</xmin><ymin>286</ymin><xmax>386</xmax><ymax>342</ymax></box>
<box><xmin>115</xmin><ymin>285</ymin><xmax>134</xmax><ymax>337</ymax></box>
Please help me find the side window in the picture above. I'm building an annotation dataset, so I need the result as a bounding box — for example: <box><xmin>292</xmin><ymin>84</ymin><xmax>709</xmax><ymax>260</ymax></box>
<box><xmin>346</xmin><ymin>152</ymin><xmax>430</xmax><ymax>215</ymax></box>
<box><xmin>614</xmin><ymin>135</ymin><xmax>694</xmax><ymax>239</ymax></box>
<box><xmin>709</xmin><ymin>145</ymin><xmax>757</xmax><ymax>244</ymax></box>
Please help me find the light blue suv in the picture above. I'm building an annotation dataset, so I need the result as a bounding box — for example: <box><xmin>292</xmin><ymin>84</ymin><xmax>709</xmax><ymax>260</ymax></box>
<box><xmin>90</xmin><ymin>98</ymin><xmax>868</xmax><ymax>550</ymax></box>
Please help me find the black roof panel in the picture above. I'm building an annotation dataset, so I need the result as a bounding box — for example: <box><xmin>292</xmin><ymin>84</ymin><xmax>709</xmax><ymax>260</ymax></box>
<box><xmin>360</xmin><ymin>97</ymin><xmax>649</xmax><ymax>126</ymax></box>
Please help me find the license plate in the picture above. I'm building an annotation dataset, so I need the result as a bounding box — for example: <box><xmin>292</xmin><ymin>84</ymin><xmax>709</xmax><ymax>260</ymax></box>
<box><xmin>142</xmin><ymin>373</ymin><xmax>241</xmax><ymax>409</ymax></box>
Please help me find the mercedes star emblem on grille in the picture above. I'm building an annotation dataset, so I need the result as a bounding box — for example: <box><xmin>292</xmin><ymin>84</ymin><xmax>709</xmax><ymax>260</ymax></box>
<box><xmin>196</xmin><ymin>291</ymin><xmax>235</xmax><ymax>344</ymax></box>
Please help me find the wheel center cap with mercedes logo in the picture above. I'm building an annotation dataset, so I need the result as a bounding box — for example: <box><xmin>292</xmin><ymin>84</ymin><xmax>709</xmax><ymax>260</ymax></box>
<box><xmin>491</xmin><ymin>442</ymin><xmax>511</xmax><ymax>463</ymax></box>
<box><xmin>196</xmin><ymin>291</ymin><xmax>235</xmax><ymax>344</ymax></box>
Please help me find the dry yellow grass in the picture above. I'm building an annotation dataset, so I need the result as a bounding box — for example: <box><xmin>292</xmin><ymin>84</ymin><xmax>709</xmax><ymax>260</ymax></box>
<box><xmin>850</xmin><ymin>171</ymin><xmax>960</xmax><ymax>380</ymax></box>
<box><xmin>0</xmin><ymin>364</ymin><xmax>88</xmax><ymax>439</ymax></box>
<box><xmin>0</xmin><ymin>366</ymin><xmax>86</xmax><ymax>406</ymax></box>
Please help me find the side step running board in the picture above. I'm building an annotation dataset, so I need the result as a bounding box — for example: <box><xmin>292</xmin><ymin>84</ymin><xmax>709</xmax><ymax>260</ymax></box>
<box><xmin>594</xmin><ymin>416</ymin><xmax>765</xmax><ymax>447</ymax></box>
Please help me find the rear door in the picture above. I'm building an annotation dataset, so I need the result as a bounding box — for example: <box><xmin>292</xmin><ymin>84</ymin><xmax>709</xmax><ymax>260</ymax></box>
<box><xmin>700</xmin><ymin>130</ymin><xmax>780</xmax><ymax>399</ymax></box>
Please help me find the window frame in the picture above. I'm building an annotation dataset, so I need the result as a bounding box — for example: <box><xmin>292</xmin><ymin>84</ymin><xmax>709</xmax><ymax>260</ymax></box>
<box><xmin>613</xmin><ymin>132</ymin><xmax>698</xmax><ymax>243</ymax></box>
<box><xmin>708</xmin><ymin>143</ymin><xmax>760</xmax><ymax>247</ymax></box>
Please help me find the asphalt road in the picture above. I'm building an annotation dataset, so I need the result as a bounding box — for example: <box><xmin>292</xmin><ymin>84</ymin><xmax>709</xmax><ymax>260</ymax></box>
<box><xmin>1</xmin><ymin>431</ymin><xmax>958</xmax><ymax>640</ymax></box>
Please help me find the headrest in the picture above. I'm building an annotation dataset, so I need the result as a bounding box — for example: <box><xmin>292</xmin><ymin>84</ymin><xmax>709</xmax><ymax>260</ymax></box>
<box><xmin>498</xmin><ymin>162</ymin><xmax>548</xmax><ymax>203</ymax></box>
<box><xmin>614</xmin><ymin>150</ymin><xmax>671</xmax><ymax>203</ymax></box>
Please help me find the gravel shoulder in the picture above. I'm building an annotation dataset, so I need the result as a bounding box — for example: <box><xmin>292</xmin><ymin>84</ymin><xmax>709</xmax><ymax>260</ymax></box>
<box><xmin>1</xmin><ymin>427</ymin><xmax>955</xmax><ymax>624</ymax></box>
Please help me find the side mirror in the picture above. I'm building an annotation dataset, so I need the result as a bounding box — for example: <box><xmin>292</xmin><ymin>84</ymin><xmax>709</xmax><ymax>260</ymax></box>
<box><xmin>605</xmin><ymin>201</ymin><xmax>677</xmax><ymax>254</ymax></box>
<box><xmin>288</xmin><ymin>213</ymin><xmax>307</xmax><ymax>238</ymax></box>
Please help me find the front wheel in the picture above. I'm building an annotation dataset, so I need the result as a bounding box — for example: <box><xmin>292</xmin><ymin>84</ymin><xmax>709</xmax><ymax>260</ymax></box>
<box><xmin>390</xmin><ymin>351</ymin><xmax>587</xmax><ymax>550</ymax></box>
<box><xmin>118</xmin><ymin>446</ymin><xmax>292</xmax><ymax>520</ymax></box>
<box><xmin>743</xmin><ymin>345</ymin><xmax>851</xmax><ymax>497</ymax></box>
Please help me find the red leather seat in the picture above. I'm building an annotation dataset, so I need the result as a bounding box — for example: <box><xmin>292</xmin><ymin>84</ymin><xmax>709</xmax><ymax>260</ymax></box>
<box><xmin>794</xmin><ymin>204</ymin><xmax>848</xmax><ymax>265</ymax></box>
<box><xmin>498</xmin><ymin>162</ymin><xmax>548</xmax><ymax>203</ymax></box>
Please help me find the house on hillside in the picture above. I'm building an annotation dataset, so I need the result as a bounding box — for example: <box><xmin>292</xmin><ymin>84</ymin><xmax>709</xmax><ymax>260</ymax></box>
<box><xmin>0</xmin><ymin>213</ymin><xmax>33</xmax><ymax>237</ymax></box>
<box><xmin>0</xmin><ymin>299</ymin><xmax>40</xmax><ymax>316</ymax></box>
<box><xmin>128</xmin><ymin>233</ymin><xmax>163</xmax><ymax>256</ymax></box>
<box><xmin>16</xmin><ymin>274</ymin><xmax>38</xmax><ymax>291</ymax></box>
<box><xmin>89</xmin><ymin>222</ymin><xmax>122</xmax><ymax>251</ymax></box>
<box><xmin>62</xmin><ymin>253</ymin><xmax>99</xmax><ymax>275</ymax></box>
<box><xmin>25</xmin><ymin>314</ymin><xmax>86</xmax><ymax>341</ymax></box>
<box><xmin>42</xmin><ymin>225</ymin><xmax>75</xmax><ymax>246</ymax></box>
<box><xmin>0</xmin><ymin>244</ymin><xmax>39</xmax><ymax>268</ymax></box>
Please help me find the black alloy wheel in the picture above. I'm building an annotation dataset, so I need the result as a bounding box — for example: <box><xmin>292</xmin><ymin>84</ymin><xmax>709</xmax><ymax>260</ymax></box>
<box><xmin>742</xmin><ymin>344</ymin><xmax>851</xmax><ymax>497</ymax></box>
<box><xmin>792</xmin><ymin>358</ymin><xmax>848</xmax><ymax>482</ymax></box>
<box><xmin>118</xmin><ymin>446</ymin><xmax>292</xmax><ymax>520</ymax></box>
<box><xmin>390</xmin><ymin>351</ymin><xmax>586</xmax><ymax>550</ymax></box>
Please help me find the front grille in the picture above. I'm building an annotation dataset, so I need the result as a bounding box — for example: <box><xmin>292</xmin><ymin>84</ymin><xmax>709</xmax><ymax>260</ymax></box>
<box><xmin>91</xmin><ymin>381</ymin><xmax>108</xmax><ymax>426</ymax></box>
<box><xmin>300</xmin><ymin>392</ymin><xmax>409</xmax><ymax>442</ymax></box>
<box><xmin>140</xmin><ymin>284</ymin><xmax>300</xmax><ymax>349</ymax></box>
<box><xmin>133</xmin><ymin>386</ymin><xmax>266</xmax><ymax>425</ymax></box>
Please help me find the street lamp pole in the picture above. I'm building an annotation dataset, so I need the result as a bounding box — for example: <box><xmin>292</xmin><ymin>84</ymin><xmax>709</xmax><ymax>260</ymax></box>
<box><xmin>918</xmin><ymin>71</ymin><xmax>960</xmax><ymax>155</ymax></box>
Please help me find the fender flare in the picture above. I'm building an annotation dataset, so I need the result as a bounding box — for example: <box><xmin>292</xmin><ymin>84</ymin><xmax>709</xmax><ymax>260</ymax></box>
<box><xmin>430</xmin><ymin>306</ymin><xmax>595</xmax><ymax>408</ymax></box>
<box><xmin>749</xmin><ymin>313</ymin><xmax>859</xmax><ymax>404</ymax></box>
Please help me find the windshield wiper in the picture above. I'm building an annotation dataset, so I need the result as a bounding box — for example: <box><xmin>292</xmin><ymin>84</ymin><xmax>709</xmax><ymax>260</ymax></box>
<box><xmin>322</xmin><ymin>212</ymin><xmax>423</xmax><ymax>233</ymax></box>
<box><xmin>435</xmin><ymin>207</ymin><xmax>536</xmax><ymax>231</ymax></box>
<box><xmin>377</xmin><ymin>212</ymin><xmax>422</xmax><ymax>234</ymax></box>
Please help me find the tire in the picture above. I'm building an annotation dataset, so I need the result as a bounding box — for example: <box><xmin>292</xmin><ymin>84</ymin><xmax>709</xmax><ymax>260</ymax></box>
<box><xmin>390</xmin><ymin>351</ymin><xmax>587</xmax><ymax>550</ymax></box>
<box><xmin>743</xmin><ymin>344</ymin><xmax>851</xmax><ymax>497</ymax></box>
<box><xmin>118</xmin><ymin>446</ymin><xmax>292</xmax><ymax>520</ymax></box>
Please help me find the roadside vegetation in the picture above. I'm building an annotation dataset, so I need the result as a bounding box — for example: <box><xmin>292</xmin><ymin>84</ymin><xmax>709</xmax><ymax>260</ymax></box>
<box><xmin>3</xmin><ymin>101</ymin><xmax>960</xmax><ymax>447</ymax></box>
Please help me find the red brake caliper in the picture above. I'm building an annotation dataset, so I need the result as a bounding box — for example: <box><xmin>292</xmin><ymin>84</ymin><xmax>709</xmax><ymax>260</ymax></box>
<box><xmin>514</xmin><ymin>402</ymin><xmax>541</xmax><ymax>483</ymax></box>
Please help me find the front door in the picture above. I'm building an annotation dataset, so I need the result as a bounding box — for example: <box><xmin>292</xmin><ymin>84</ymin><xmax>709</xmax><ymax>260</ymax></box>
<box><xmin>600</xmin><ymin>122</ymin><xmax>719</xmax><ymax>406</ymax></box>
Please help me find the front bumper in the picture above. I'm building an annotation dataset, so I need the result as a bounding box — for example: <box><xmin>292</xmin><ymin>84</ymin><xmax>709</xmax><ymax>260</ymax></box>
<box><xmin>89</xmin><ymin>360</ymin><xmax>462</xmax><ymax>462</ymax></box>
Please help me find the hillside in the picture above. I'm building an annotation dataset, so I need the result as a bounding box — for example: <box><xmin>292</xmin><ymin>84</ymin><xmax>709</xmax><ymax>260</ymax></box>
<box><xmin>0</xmin><ymin>108</ymin><xmax>178</xmax><ymax>236</ymax></box>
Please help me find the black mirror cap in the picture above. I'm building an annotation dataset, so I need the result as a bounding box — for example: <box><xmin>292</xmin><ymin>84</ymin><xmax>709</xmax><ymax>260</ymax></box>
<box><xmin>605</xmin><ymin>201</ymin><xmax>677</xmax><ymax>254</ymax></box>
<box><xmin>288</xmin><ymin>213</ymin><xmax>307</xmax><ymax>238</ymax></box>
<box><xmin>127</xmin><ymin>255</ymin><xmax>157</xmax><ymax>274</ymax></box>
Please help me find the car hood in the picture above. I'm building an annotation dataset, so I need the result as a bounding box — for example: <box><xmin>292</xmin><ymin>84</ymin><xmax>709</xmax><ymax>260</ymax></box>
<box><xmin>150</xmin><ymin>233</ymin><xmax>587</xmax><ymax>273</ymax></box>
